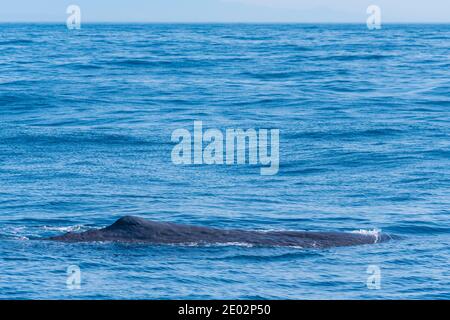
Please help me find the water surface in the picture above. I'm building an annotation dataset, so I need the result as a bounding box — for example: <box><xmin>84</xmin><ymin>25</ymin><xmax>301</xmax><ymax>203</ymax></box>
<box><xmin>0</xmin><ymin>24</ymin><xmax>449</xmax><ymax>299</ymax></box>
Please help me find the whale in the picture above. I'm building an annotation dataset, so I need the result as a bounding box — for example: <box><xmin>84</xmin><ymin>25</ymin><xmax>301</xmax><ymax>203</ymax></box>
<box><xmin>47</xmin><ymin>216</ymin><xmax>394</xmax><ymax>248</ymax></box>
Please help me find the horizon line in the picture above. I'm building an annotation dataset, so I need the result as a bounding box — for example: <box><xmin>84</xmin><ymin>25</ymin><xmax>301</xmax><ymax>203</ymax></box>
<box><xmin>1</xmin><ymin>21</ymin><xmax>450</xmax><ymax>24</ymax></box>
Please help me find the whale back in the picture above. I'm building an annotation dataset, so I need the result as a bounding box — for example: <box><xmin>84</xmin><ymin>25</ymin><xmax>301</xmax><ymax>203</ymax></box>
<box><xmin>48</xmin><ymin>216</ymin><xmax>395</xmax><ymax>248</ymax></box>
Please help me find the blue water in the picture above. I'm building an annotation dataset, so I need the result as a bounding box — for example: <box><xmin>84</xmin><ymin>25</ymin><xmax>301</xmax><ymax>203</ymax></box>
<box><xmin>0</xmin><ymin>24</ymin><xmax>449</xmax><ymax>299</ymax></box>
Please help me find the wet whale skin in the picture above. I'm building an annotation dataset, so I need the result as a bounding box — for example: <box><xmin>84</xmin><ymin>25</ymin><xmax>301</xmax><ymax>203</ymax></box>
<box><xmin>48</xmin><ymin>216</ymin><xmax>392</xmax><ymax>248</ymax></box>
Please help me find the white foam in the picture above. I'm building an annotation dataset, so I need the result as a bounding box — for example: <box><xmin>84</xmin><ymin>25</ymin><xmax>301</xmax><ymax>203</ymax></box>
<box><xmin>1</xmin><ymin>226</ymin><xmax>30</xmax><ymax>240</ymax></box>
<box><xmin>43</xmin><ymin>225</ymin><xmax>83</xmax><ymax>232</ymax></box>
<box><xmin>166</xmin><ymin>242</ymin><xmax>255</xmax><ymax>248</ymax></box>
<box><xmin>210</xmin><ymin>242</ymin><xmax>254</xmax><ymax>248</ymax></box>
<box><xmin>286</xmin><ymin>245</ymin><xmax>304</xmax><ymax>249</ymax></box>
<box><xmin>351</xmin><ymin>229</ymin><xmax>382</xmax><ymax>243</ymax></box>
<box><xmin>15</xmin><ymin>236</ymin><xmax>29</xmax><ymax>241</ymax></box>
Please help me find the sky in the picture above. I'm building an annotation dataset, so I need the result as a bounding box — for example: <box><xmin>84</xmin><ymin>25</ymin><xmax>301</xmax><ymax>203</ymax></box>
<box><xmin>0</xmin><ymin>0</ymin><xmax>449</xmax><ymax>23</ymax></box>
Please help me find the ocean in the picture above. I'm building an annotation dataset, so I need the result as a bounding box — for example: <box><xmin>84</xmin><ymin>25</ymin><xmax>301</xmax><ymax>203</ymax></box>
<box><xmin>0</xmin><ymin>23</ymin><xmax>449</xmax><ymax>299</ymax></box>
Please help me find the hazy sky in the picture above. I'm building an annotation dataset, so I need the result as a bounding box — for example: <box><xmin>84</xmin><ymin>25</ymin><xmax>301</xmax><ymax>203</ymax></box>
<box><xmin>0</xmin><ymin>0</ymin><xmax>449</xmax><ymax>23</ymax></box>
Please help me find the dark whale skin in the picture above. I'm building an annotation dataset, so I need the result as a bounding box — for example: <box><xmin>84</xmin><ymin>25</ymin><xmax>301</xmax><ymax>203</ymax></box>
<box><xmin>47</xmin><ymin>216</ymin><xmax>393</xmax><ymax>248</ymax></box>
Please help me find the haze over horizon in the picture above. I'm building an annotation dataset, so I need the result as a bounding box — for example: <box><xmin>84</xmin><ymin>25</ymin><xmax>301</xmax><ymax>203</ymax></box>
<box><xmin>0</xmin><ymin>0</ymin><xmax>449</xmax><ymax>23</ymax></box>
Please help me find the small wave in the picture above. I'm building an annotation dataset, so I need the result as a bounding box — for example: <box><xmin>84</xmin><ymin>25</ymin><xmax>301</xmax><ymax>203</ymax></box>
<box><xmin>0</xmin><ymin>39</ymin><xmax>34</xmax><ymax>45</ymax></box>
<box><xmin>0</xmin><ymin>226</ymin><xmax>30</xmax><ymax>241</ymax></box>
<box><xmin>105</xmin><ymin>58</ymin><xmax>206</xmax><ymax>69</ymax></box>
<box><xmin>0</xmin><ymin>223</ymin><xmax>86</xmax><ymax>241</ymax></box>
<box><xmin>216</xmin><ymin>250</ymin><xmax>324</xmax><ymax>262</ymax></box>
<box><xmin>14</xmin><ymin>236</ymin><xmax>29</xmax><ymax>241</ymax></box>
<box><xmin>285</xmin><ymin>128</ymin><xmax>403</xmax><ymax>141</ymax></box>
<box><xmin>55</xmin><ymin>62</ymin><xmax>103</xmax><ymax>70</ymax></box>
<box><xmin>387</xmin><ymin>223</ymin><xmax>450</xmax><ymax>235</ymax></box>
<box><xmin>239</xmin><ymin>71</ymin><xmax>300</xmax><ymax>80</ymax></box>
<box><xmin>322</xmin><ymin>54</ymin><xmax>393</xmax><ymax>61</ymax></box>
<box><xmin>3</xmin><ymin>131</ymin><xmax>152</xmax><ymax>147</ymax></box>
